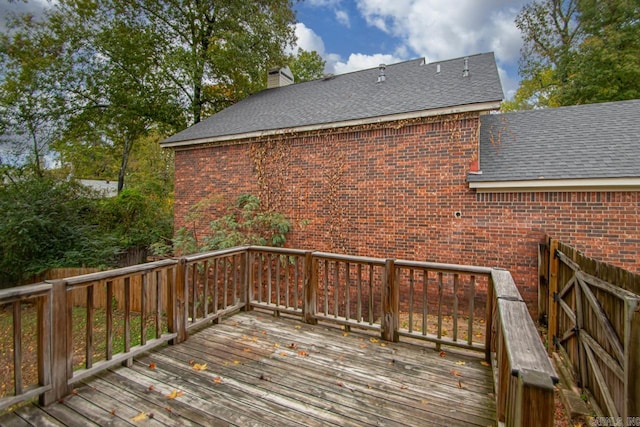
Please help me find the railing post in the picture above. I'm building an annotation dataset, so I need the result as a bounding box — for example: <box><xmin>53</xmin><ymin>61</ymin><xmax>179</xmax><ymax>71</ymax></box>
<box><xmin>547</xmin><ymin>238</ymin><xmax>559</xmax><ymax>355</ymax></box>
<box><xmin>170</xmin><ymin>257</ymin><xmax>188</xmax><ymax>344</ymax></box>
<box><xmin>43</xmin><ymin>280</ymin><xmax>70</xmax><ymax>406</ymax></box>
<box><xmin>381</xmin><ymin>259</ymin><xmax>399</xmax><ymax>342</ymax></box>
<box><xmin>485</xmin><ymin>272</ymin><xmax>495</xmax><ymax>363</ymax></box>
<box><xmin>303</xmin><ymin>251</ymin><xmax>317</xmax><ymax>324</ymax></box>
<box><xmin>515</xmin><ymin>370</ymin><xmax>555</xmax><ymax>427</ymax></box>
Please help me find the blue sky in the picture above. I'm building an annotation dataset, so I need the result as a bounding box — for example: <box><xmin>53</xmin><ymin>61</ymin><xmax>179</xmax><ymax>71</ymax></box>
<box><xmin>292</xmin><ymin>0</ymin><xmax>530</xmax><ymax>99</ymax></box>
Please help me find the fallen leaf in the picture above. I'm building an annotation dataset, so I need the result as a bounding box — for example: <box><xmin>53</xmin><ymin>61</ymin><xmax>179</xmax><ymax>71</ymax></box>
<box><xmin>343</xmin><ymin>332</ymin><xmax>349</xmax><ymax>337</ymax></box>
<box><xmin>337</xmin><ymin>381</ymin><xmax>343</xmax><ymax>387</ymax></box>
<box><xmin>421</xmin><ymin>399</ymin><xmax>428</xmax><ymax>405</ymax></box>
<box><xmin>243</xmin><ymin>348</ymin><xmax>252</xmax><ymax>352</ymax></box>
<box><xmin>148</xmin><ymin>362</ymin><xmax>156</xmax><ymax>370</ymax></box>
<box><xmin>451</xmin><ymin>369</ymin><xmax>462</xmax><ymax>377</ymax></box>
<box><xmin>455</xmin><ymin>361</ymin><xmax>466</xmax><ymax>366</ymax></box>
<box><xmin>369</xmin><ymin>338</ymin><xmax>379</xmax><ymax>343</ymax></box>
<box><xmin>294</xmin><ymin>325</ymin><xmax>301</xmax><ymax>329</ymax></box>
<box><xmin>261</xmin><ymin>330</ymin><xmax>267</xmax><ymax>335</ymax></box>
<box><xmin>288</xmin><ymin>343</ymin><xmax>298</xmax><ymax>350</ymax></box>
<box><xmin>458</xmin><ymin>381</ymin><xmax>463</xmax><ymax>389</ymax></box>
<box><xmin>480</xmin><ymin>361</ymin><xmax>490</xmax><ymax>367</ymax></box>
<box><xmin>233</xmin><ymin>360</ymin><xmax>240</xmax><ymax>365</ymax></box>
<box><xmin>439</xmin><ymin>351</ymin><xmax>446</xmax><ymax>358</ymax></box>
<box><xmin>380</xmin><ymin>343</ymin><xmax>387</xmax><ymax>347</ymax></box>
<box><xmin>359</xmin><ymin>343</ymin><xmax>368</xmax><ymax>349</ymax></box>
<box><xmin>164</xmin><ymin>406</ymin><xmax>172</xmax><ymax>413</ymax></box>
<box><xmin>188</xmin><ymin>359</ymin><xmax>195</xmax><ymax>366</ymax></box>
<box><xmin>132</xmin><ymin>412</ymin><xmax>148</xmax><ymax>422</ymax></box>
<box><xmin>148</xmin><ymin>385</ymin><xmax>155</xmax><ymax>392</ymax></box>
<box><xmin>400</xmin><ymin>384</ymin><xmax>408</xmax><ymax>389</ymax></box>
<box><xmin>193</xmin><ymin>363</ymin><xmax>207</xmax><ymax>371</ymax></box>
<box><xmin>71</xmin><ymin>389</ymin><xmax>78</xmax><ymax>395</ymax></box>
<box><xmin>110</xmin><ymin>409</ymin><xmax>116</xmax><ymax>416</ymax></box>
<box><xmin>280</xmin><ymin>352</ymin><xmax>288</xmax><ymax>357</ymax></box>
<box><xmin>273</xmin><ymin>343</ymin><xmax>280</xmax><ymax>348</ymax></box>
<box><xmin>213</xmin><ymin>377</ymin><xmax>223</xmax><ymax>384</ymax></box>
<box><xmin>297</xmin><ymin>350</ymin><xmax>309</xmax><ymax>357</ymax></box>
<box><xmin>251</xmin><ymin>336</ymin><xmax>258</xmax><ymax>342</ymax></box>
<box><xmin>165</xmin><ymin>389</ymin><xmax>184</xmax><ymax>399</ymax></box>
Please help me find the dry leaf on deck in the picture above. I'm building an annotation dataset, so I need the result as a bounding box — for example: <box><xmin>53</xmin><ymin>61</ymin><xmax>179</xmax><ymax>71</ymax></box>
<box><xmin>369</xmin><ymin>338</ymin><xmax>379</xmax><ymax>343</ymax></box>
<box><xmin>297</xmin><ymin>350</ymin><xmax>309</xmax><ymax>357</ymax></box>
<box><xmin>451</xmin><ymin>369</ymin><xmax>462</xmax><ymax>377</ymax></box>
<box><xmin>288</xmin><ymin>343</ymin><xmax>298</xmax><ymax>349</ymax></box>
<box><xmin>439</xmin><ymin>351</ymin><xmax>446</xmax><ymax>358</ymax></box>
<box><xmin>165</xmin><ymin>389</ymin><xmax>184</xmax><ymax>399</ymax></box>
<box><xmin>148</xmin><ymin>362</ymin><xmax>156</xmax><ymax>370</ymax></box>
<box><xmin>132</xmin><ymin>412</ymin><xmax>148</xmax><ymax>422</ymax></box>
<box><xmin>213</xmin><ymin>377</ymin><xmax>223</xmax><ymax>384</ymax></box>
<box><xmin>480</xmin><ymin>361</ymin><xmax>490</xmax><ymax>367</ymax></box>
<box><xmin>193</xmin><ymin>363</ymin><xmax>207</xmax><ymax>371</ymax></box>
<box><xmin>455</xmin><ymin>361</ymin><xmax>466</xmax><ymax>366</ymax></box>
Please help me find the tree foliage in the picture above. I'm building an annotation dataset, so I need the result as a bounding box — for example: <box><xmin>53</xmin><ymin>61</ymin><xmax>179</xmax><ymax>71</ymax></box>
<box><xmin>509</xmin><ymin>0</ymin><xmax>640</xmax><ymax>110</ymax></box>
<box><xmin>289</xmin><ymin>48</ymin><xmax>326</xmax><ymax>82</ymax></box>
<box><xmin>165</xmin><ymin>194</ymin><xmax>291</xmax><ymax>256</ymax></box>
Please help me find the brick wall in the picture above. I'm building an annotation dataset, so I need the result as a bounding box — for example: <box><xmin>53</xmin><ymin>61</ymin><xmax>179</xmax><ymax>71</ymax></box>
<box><xmin>173</xmin><ymin>113</ymin><xmax>640</xmax><ymax>313</ymax></box>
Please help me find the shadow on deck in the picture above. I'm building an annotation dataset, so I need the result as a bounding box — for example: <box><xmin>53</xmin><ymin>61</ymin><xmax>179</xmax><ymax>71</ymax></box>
<box><xmin>2</xmin><ymin>311</ymin><xmax>495</xmax><ymax>426</ymax></box>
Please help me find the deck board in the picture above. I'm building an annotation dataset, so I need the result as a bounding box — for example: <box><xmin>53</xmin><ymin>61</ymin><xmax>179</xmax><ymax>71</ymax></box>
<box><xmin>1</xmin><ymin>311</ymin><xmax>496</xmax><ymax>426</ymax></box>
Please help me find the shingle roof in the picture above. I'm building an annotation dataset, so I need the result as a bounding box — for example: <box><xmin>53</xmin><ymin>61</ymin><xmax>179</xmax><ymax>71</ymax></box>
<box><xmin>468</xmin><ymin>99</ymin><xmax>640</xmax><ymax>182</ymax></box>
<box><xmin>162</xmin><ymin>52</ymin><xmax>503</xmax><ymax>145</ymax></box>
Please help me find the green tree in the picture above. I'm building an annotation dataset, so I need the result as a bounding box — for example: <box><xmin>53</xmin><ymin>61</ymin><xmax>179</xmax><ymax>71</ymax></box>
<box><xmin>289</xmin><ymin>48</ymin><xmax>326</xmax><ymax>82</ymax></box>
<box><xmin>0</xmin><ymin>174</ymin><xmax>119</xmax><ymax>287</ymax></box>
<box><xmin>512</xmin><ymin>0</ymin><xmax>640</xmax><ymax>109</ymax></box>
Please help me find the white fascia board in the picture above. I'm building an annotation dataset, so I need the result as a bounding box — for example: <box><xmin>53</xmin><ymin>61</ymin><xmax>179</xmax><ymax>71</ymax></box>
<box><xmin>160</xmin><ymin>101</ymin><xmax>501</xmax><ymax>149</ymax></box>
<box><xmin>469</xmin><ymin>177</ymin><xmax>640</xmax><ymax>193</ymax></box>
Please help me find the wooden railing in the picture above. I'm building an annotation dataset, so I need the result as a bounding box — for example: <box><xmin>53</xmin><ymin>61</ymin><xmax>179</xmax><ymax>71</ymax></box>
<box><xmin>1</xmin><ymin>246</ymin><xmax>557</xmax><ymax>426</ymax></box>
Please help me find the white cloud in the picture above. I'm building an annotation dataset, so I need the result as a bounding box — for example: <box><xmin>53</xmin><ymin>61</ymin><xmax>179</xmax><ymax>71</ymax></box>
<box><xmin>354</xmin><ymin>0</ymin><xmax>528</xmax><ymax>98</ymax></box>
<box><xmin>292</xmin><ymin>22</ymin><xmax>327</xmax><ymax>55</ymax></box>
<box><xmin>335</xmin><ymin>9</ymin><xmax>351</xmax><ymax>28</ymax></box>
<box><xmin>333</xmin><ymin>53</ymin><xmax>403</xmax><ymax>75</ymax></box>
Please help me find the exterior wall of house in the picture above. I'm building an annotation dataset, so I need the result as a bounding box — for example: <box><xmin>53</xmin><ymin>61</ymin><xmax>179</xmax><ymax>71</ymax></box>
<box><xmin>173</xmin><ymin>112</ymin><xmax>640</xmax><ymax>314</ymax></box>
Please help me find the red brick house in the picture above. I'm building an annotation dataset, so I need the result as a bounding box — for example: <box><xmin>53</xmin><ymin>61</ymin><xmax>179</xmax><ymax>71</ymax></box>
<box><xmin>161</xmin><ymin>52</ymin><xmax>640</xmax><ymax>312</ymax></box>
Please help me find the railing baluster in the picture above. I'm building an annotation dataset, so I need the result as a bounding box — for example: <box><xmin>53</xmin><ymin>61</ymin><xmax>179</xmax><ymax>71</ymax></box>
<box><xmin>232</xmin><ymin>255</ymin><xmax>238</xmax><ymax>305</ymax></box>
<box><xmin>124</xmin><ymin>277</ymin><xmax>131</xmax><ymax>360</ymax></box>
<box><xmin>86</xmin><ymin>284</ymin><xmax>94</xmax><ymax>369</ymax></box>
<box><xmin>357</xmin><ymin>264</ymin><xmax>362</xmax><ymax>323</ymax></box>
<box><xmin>155</xmin><ymin>271</ymin><xmax>162</xmax><ymax>339</ymax></box>
<box><xmin>276</xmin><ymin>255</ymin><xmax>281</xmax><ymax>306</ymax></box>
<box><xmin>468</xmin><ymin>275</ymin><xmax>475</xmax><ymax>346</ymax></box>
<box><xmin>409</xmin><ymin>268</ymin><xmax>414</xmax><ymax>333</ymax></box>
<box><xmin>141</xmin><ymin>273</ymin><xmax>148</xmax><ymax>346</ymax></box>
<box><xmin>203</xmin><ymin>260</ymin><xmax>209</xmax><ymax>318</ymax></box>
<box><xmin>333</xmin><ymin>261</ymin><xmax>339</xmax><ymax>318</ymax></box>
<box><xmin>266</xmin><ymin>254</ymin><xmax>272</xmax><ymax>305</ymax></box>
<box><xmin>294</xmin><ymin>257</ymin><xmax>299</xmax><ymax>310</ymax></box>
<box><xmin>256</xmin><ymin>255</ymin><xmax>262</xmax><ymax>304</ymax></box>
<box><xmin>106</xmin><ymin>281</ymin><xmax>113</xmax><ymax>360</ymax></box>
<box><xmin>436</xmin><ymin>272</ymin><xmax>443</xmax><ymax>351</ymax></box>
<box><xmin>285</xmin><ymin>258</ymin><xmax>290</xmax><ymax>308</ymax></box>
<box><xmin>422</xmin><ymin>270</ymin><xmax>428</xmax><ymax>336</ymax></box>
<box><xmin>213</xmin><ymin>258</ymin><xmax>219</xmax><ymax>311</ymax></box>
<box><xmin>324</xmin><ymin>259</ymin><xmax>329</xmax><ymax>316</ymax></box>
<box><xmin>191</xmin><ymin>264</ymin><xmax>197</xmax><ymax>322</ymax></box>
<box><xmin>345</xmin><ymin>262</ymin><xmax>350</xmax><ymax>321</ymax></box>
<box><xmin>453</xmin><ymin>273</ymin><xmax>459</xmax><ymax>342</ymax></box>
<box><xmin>224</xmin><ymin>258</ymin><xmax>229</xmax><ymax>308</ymax></box>
<box><xmin>368</xmin><ymin>264</ymin><xmax>374</xmax><ymax>325</ymax></box>
<box><xmin>13</xmin><ymin>300</ymin><xmax>22</xmax><ymax>395</ymax></box>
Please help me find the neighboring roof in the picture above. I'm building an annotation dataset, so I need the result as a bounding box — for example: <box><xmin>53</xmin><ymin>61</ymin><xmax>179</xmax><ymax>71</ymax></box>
<box><xmin>162</xmin><ymin>52</ymin><xmax>503</xmax><ymax>147</ymax></box>
<box><xmin>468</xmin><ymin>99</ymin><xmax>640</xmax><ymax>191</ymax></box>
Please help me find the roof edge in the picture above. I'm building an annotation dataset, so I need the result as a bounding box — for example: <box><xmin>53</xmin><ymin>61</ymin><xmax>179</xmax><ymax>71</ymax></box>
<box><xmin>161</xmin><ymin>101</ymin><xmax>501</xmax><ymax>149</ymax></box>
<box><xmin>468</xmin><ymin>177</ymin><xmax>640</xmax><ymax>193</ymax></box>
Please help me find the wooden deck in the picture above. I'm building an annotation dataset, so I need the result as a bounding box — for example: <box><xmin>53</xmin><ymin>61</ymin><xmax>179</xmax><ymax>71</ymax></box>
<box><xmin>1</xmin><ymin>310</ymin><xmax>496</xmax><ymax>426</ymax></box>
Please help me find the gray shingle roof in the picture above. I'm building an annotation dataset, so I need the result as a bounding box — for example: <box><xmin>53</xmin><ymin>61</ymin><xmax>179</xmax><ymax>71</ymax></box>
<box><xmin>162</xmin><ymin>52</ymin><xmax>503</xmax><ymax>145</ymax></box>
<box><xmin>468</xmin><ymin>99</ymin><xmax>640</xmax><ymax>182</ymax></box>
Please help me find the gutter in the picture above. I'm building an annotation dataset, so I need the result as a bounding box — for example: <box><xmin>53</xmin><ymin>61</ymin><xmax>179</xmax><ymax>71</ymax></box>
<box><xmin>468</xmin><ymin>177</ymin><xmax>640</xmax><ymax>193</ymax></box>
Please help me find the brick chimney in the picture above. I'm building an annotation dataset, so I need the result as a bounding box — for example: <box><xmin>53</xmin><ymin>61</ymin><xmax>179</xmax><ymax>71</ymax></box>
<box><xmin>267</xmin><ymin>66</ymin><xmax>294</xmax><ymax>89</ymax></box>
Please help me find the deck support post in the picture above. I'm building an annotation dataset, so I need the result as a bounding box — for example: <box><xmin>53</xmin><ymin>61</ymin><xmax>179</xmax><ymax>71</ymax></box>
<box><xmin>43</xmin><ymin>280</ymin><xmax>70</xmax><ymax>406</ymax></box>
<box><xmin>381</xmin><ymin>259</ymin><xmax>399</xmax><ymax>342</ymax></box>
<box><xmin>303</xmin><ymin>251</ymin><xmax>317</xmax><ymax>324</ymax></box>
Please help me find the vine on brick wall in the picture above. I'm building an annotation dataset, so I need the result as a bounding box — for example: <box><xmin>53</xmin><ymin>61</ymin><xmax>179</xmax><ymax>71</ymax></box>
<box><xmin>251</xmin><ymin>138</ymin><xmax>291</xmax><ymax>213</ymax></box>
<box><xmin>322</xmin><ymin>133</ymin><xmax>348</xmax><ymax>253</ymax></box>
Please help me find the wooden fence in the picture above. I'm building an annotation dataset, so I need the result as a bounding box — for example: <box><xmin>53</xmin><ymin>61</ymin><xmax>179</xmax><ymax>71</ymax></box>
<box><xmin>541</xmin><ymin>237</ymin><xmax>640</xmax><ymax>420</ymax></box>
<box><xmin>1</xmin><ymin>246</ymin><xmax>557</xmax><ymax>426</ymax></box>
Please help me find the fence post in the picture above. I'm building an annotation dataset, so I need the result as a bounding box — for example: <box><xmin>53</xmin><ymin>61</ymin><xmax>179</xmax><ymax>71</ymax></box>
<box><xmin>381</xmin><ymin>259</ymin><xmax>399</xmax><ymax>342</ymax></box>
<box><xmin>303</xmin><ymin>251</ymin><xmax>317</xmax><ymax>324</ymax></box>
<box><xmin>547</xmin><ymin>238</ymin><xmax>559</xmax><ymax>355</ymax></box>
<box><xmin>43</xmin><ymin>280</ymin><xmax>70</xmax><ymax>406</ymax></box>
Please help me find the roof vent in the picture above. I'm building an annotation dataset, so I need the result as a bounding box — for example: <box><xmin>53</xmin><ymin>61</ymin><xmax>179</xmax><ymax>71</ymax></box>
<box><xmin>436</xmin><ymin>64</ymin><xmax>441</xmax><ymax>74</ymax></box>
<box><xmin>462</xmin><ymin>57</ymin><xmax>469</xmax><ymax>77</ymax></box>
<box><xmin>377</xmin><ymin>64</ymin><xmax>386</xmax><ymax>83</ymax></box>
<box><xmin>267</xmin><ymin>66</ymin><xmax>294</xmax><ymax>89</ymax></box>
